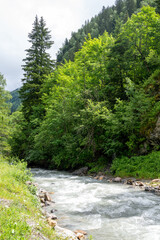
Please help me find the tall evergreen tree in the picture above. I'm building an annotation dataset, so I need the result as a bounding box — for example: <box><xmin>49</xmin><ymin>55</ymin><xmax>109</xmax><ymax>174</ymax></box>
<box><xmin>155</xmin><ymin>0</ymin><xmax>160</xmax><ymax>14</ymax></box>
<box><xmin>20</xmin><ymin>16</ymin><xmax>54</xmax><ymax>121</ymax></box>
<box><xmin>18</xmin><ymin>16</ymin><xmax>54</xmax><ymax>162</ymax></box>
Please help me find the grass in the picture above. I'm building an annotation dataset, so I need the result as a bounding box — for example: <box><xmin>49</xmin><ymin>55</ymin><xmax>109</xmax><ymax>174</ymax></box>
<box><xmin>0</xmin><ymin>156</ymin><xmax>63</xmax><ymax>240</ymax></box>
<box><xmin>111</xmin><ymin>151</ymin><xmax>160</xmax><ymax>179</ymax></box>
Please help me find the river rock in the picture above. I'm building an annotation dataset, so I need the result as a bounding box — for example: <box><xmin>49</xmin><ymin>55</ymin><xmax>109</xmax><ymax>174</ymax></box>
<box><xmin>55</xmin><ymin>225</ymin><xmax>78</xmax><ymax>240</ymax></box>
<box><xmin>74</xmin><ymin>230</ymin><xmax>87</xmax><ymax>235</ymax></box>
<box><xmin>113</xmin><ymin>177</ymin><xmax>122</xmax><ymax>183</ymax></box>
<box><xmin>134</xmin><ymin>181</ymin><xmax>144</xmax><ymax>187</ymax></box>
<box><xmin>47</xmin><ymin>217</ymin><xmax>57</xmax><ymax>227</ymax></box>
<box><xmin>99</xmin><ymin>175</ymin><xmax>105</xmax><ymax>181</ymax></box>
<box><xmin>151</xmin><ymin>179</ymin><xmax>160</xmax><ymax>183</ymax></box>
<box><xmin>76</xmin><ymin>232</ymin><xmax>85</xmax><ymax>240</ymax></box>
<box><xmin>72</xmin><ymin>167</ymin><xmax>88</xmax><ymax>176</ymax></box>
<box><xmin>51</xmin><ymin>209</ymin><xmax>57</xmax><ymax>213</ymax></box>
<box><xmin>125</xmin><ymin>179</ymin><xmax>135</xmax><ymax>185</ymax></box>
<box><xmin>44</xmin><ymin>192</ymin><xmax>52</xmax><ymax>202</ymax></box>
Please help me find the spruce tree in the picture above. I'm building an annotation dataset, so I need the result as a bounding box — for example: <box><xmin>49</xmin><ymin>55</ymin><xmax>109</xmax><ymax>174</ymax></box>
<box><xmin>20</xmin><ymin>16</ymin><xmax>54</xmax><ymax>121</ymax></box>
<box><xmin>18</xmin><ymin>16</ymin><xmax>54</xmax><ymax>162</ymax></box>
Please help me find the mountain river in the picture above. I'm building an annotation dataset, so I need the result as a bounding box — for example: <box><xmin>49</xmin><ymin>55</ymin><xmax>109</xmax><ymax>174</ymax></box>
<box><xmin>32</xmin><ymin>169</ymin><xmax>160</xmax><ymax>240</ymax></box>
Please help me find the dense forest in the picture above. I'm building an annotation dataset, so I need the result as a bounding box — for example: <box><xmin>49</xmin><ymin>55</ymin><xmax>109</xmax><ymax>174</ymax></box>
<box><xmin>1</xmin><ymin>0</ymin><xmax>160</xmax><ymax>178</ymax></box>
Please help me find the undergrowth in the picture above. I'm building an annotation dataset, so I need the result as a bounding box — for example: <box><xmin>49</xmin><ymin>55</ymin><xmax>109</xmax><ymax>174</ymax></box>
<box><xmin>111</xmin><ymin>151</ymin><xmax>160</xmax><ymax>179</ymax></box>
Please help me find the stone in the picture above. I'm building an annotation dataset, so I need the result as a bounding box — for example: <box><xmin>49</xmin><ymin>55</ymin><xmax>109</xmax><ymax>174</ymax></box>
<box><xmin>151</xmin><ymin>179</ymin><xmax>160</xmax><ymax>183</ymax></box>
<box><xmin>126</xmin><ymin>179</ymin><xmax>134</xmax><ymax>185</ymax></box>
<box><xmin>72</xmin><ymin>167</ymin><xmax>88</xmax><ymax>176</ymax></box>
<box><xmin>94</xmin><ymin>176</ymin><xmax>99</xmax><ymax>180</ymax></box>
<box><xmin>135</xmin><ymin>181</ymin><xmax>144</xmax><ymax>187</ymax></box>
<box><xmin>99</xmin><ymin>175</ymin><xmax>105</xmax><ymax>181</ymax></box>
<box><xmin>76</xmin><ymin>232</ymin><xmax>85</xmax><ymax>240</ymax></box>
<box><xmin>55</xmin><ymin>225</ymin><xmax>77</xmax><ymax>240</ymax></box>
<box><xmin>45</xmin><ymin>201</ymin><xmax>51</xmax><ymax>206</ymax></box>
<box><xmin>47</xmin><ymin>217</ymin><xmax>57</xmax><ymax>227</ymax></box>
<box><xmin>44</xmin><ymin>192</ymin><xmax>52</xmax><ymax>202</ymax></box>
<box><xmin>74</xmin><ymin>230</ymin><xmax>87</xmax><ymax>235</ymax></box>
<box><xmin>51</xmin><ymin>209</ymin><xmax>57</xmax><ymax>213</ymax></box>
<box><xmin>40</xmin><ymin>198</ymin><xmax>45</xmax><ymax>203</ymax></box>
<box><xmin>113</xmin><ymin>177</ymin><xmax>122</xmax><ymax>183</ymax></box>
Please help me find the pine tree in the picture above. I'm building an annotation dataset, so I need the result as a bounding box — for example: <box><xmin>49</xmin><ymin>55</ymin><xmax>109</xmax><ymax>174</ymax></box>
<box><xmin>126</xmin><ymin>0</ymin><xmax>136</xmax><ymax>17</ymax></box>
<box><xmin>18</xmin><ymin>16</ymin><xmax>54</xmax><ymax>162</ymax></box>
<box><xmin>20</xmin><ymin>16</ymin><xmax>54</xmax><ymax>121</ymax></box>
<box><xmin>155</xmin><ymin>0</ymin><xmax>160</xmax><ymax>14</ymax></box>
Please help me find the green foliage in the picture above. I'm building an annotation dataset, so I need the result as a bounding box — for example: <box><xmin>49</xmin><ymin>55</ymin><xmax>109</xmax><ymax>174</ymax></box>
<box><xmin>0</xmin><ymin>73</ymin><xmax>11</xmax><ymax>155</ymax></box>
<box><xmin>20</xmin><ymin>16</ymin><xmax>54</xmax><ymax>121</ymax></box>
<box><xmin>11</xmin><ymin>6</ymin><xmax>160</xmax><ymax>175</ymax></box>
<box><xmin>56</xmin><ymin>0</ymin><xmax>155</xmax><ymax>63</ymax></box>
<box><xmin>10</xmin><ymin>88</ymin><xmax>21</xmax><ymax>113</ymax></box>
<box><xmin>111</xmin><ymin>151</ymin><xmax>160</xmax><ymax>179</ymax></box>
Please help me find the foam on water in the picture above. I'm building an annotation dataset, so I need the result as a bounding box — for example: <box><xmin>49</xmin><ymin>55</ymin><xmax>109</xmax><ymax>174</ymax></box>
<box><xmin>32</xmin><ymin>169</ymin><xmax>160</xmax><ymax>240</ymax></box>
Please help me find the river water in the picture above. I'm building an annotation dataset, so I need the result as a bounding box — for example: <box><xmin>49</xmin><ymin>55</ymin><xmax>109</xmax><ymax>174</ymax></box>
<box><xmin>32</xmin><ymin>169</ymin><xmax>160</xmax><ymax>240</ymax></box>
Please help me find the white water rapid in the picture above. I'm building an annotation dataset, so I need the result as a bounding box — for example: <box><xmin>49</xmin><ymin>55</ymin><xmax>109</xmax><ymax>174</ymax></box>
<box><xmin>32</xmin><ymin>169</ymin><xmax>160</xmax><ymax>240</ymax></box>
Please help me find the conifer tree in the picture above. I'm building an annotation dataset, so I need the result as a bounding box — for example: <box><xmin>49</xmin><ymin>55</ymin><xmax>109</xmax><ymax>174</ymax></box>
<box><xmin>20</xmin><ymin>16</ymin><xmax>54</xmax><ymax>121</ymax></box>
<box><xmin>18</xmin><ymin>16</ymin><xmax>54</xmax><ymax>162</ymax></box>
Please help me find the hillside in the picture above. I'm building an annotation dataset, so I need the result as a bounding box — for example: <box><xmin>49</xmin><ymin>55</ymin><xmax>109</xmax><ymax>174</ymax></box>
<box><xmin>10</xmin><ymin>88</ymin><xmax>21</xmax><ymax>113</ymax></box>
<box><xmin>56</xmin><ymin>0</ymin><xmax>156</xmax><ymax>63</ymax></box>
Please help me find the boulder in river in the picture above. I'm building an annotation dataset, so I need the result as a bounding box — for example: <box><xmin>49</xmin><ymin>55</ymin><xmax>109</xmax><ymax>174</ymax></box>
<box><xmin>113</xmin><ymin>177</ymin><xmax>122</xmax><ymax>183</ymax></box>
<box><xmin>72</xmin><ymin>167</ymin><xmax>88</xmax><ymax>176</ymax></box>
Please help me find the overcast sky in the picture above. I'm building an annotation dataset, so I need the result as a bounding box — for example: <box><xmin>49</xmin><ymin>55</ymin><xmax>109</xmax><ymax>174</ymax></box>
<box><xmin>0</xmin><ymin>0</ymin><xmax>115</xmax><ymax>91</ymax></box>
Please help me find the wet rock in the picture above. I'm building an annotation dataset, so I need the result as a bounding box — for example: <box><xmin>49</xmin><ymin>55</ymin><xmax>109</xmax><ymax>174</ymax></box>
<box><xmin>44</xmin><ymin>192</ymin><xmax>52</xmax><ymax>202</ymax></box>
<box><xmin>51</xmin><ymin>209</ymin><xmax>57</xmax><ymax>213</ymax></box>
<box><xmin>134</xmin><ymin>181</ymin><xmax>144</xmax><ymax>187</ymax></box>
<box><xmin>72</xmin><ymin>167</ymin><xmax>88</xmax><ymax>176</ymax></box>
<box><xmin>94</xmin><ymin>176</ymin><xmax>99</xmax><ymax>180</ymax></box>
<box><xmin>113</xmin><ymin>177</ymin><xmax>122</xmax><ymax>183</ymax></box>
<box><xmin>47</xmin><ymin>217</ymin><xmax>57</xmax><ymax>227</ymax></box>
<box><xmin>74</xmin><ymin>230</ymin><xmax>87</xmax><ymax>235</ymax></box>
<box><xmin>76</xmin><ymin>232</ymin><xmax>85</xmax><ymax>240</ymax></box>
<box><xmin>145</xmin><ymin>186</ymin><xmax>150</xmax><ymax>191</ymax></box>
<box><xmin>125</xmin><ymin>179</ymin><xmax>135</xmax><ymax>185</ymax></box>
<box><xmin>151</xmin><ymin>179</ymin><xmax>160</xmax><ymax>183</ymax></box>
<box><xmin>40</xmin><ymin>203</ymin><xmax>45</xmax><ymax>208</ymax></box>
<box><xmin>55</xmin><ymin>225</ymin><xmax>77</xmax><ymax>240</ymax></box>
<box><xmin>40</xmin><ymin>198</ymin><xmax>45</xmax><ymax>203</ymax></box>
<box><xmin>45</xmin><ymin>201</ymin><xmax>51</xmax><ymax>206</ymax></box>
<box><xmin>99</xmin><ymin>175</ymin><xmax>105</xmax><ymax>181</ymax></box>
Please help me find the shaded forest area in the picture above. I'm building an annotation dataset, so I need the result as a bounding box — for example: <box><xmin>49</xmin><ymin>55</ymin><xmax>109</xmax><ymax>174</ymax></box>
<box><xmin>1</xmin><ymin>0</ymin><xmax>160</xmax><ymax>178</ymax></box>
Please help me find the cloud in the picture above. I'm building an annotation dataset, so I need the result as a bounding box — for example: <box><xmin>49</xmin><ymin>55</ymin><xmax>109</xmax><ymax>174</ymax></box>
<box><xmin>0</xmin><ymin>0</ymin><xmax>115</xmax><ymax>91</ymax></box>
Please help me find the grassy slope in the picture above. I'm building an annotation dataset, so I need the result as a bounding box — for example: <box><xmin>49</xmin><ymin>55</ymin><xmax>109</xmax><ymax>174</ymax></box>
<box><xmin>0</xmin><ymin>157</ymin><xmax>61</xmax><ymax>240</ymax></box>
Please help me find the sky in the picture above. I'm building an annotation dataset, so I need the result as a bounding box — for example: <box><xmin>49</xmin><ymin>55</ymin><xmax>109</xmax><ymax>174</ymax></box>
<box><xmin>0</xmin><ymin>0</ymin><xmax>115</xmax><ymax>91</ymax></box>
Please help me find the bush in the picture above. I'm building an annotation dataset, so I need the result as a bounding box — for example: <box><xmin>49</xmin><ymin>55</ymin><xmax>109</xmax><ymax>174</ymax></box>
<box><xmin>111</xmin><ymin>151</ymin><xmax>160</xmax><ymax>179</ymax></box>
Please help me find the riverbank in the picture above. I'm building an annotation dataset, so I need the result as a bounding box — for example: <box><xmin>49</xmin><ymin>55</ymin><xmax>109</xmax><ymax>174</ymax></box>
<box><xmin>35</xmin><ymin>183</ymin><xmax>87</xmax><ymax>240</ymax></box>
<box><xmin>0</xmin><ymin>158</ymin><xmax>66</xmax><ymax>239</ymax></box>
<box><xmin>32</xmin><ymin>168</ymin><xmax>160</xmax><ymax>240</ymax></box>
<box><xmin>72</xmin><ymin>166</ymin><xmax>160</xmax><ymax>196</ymax></box>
